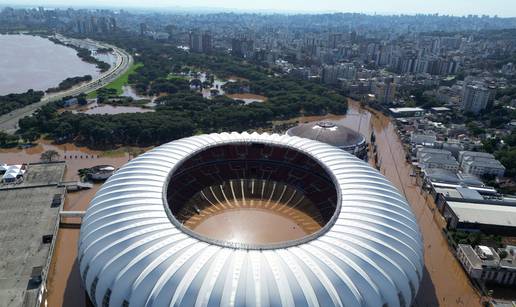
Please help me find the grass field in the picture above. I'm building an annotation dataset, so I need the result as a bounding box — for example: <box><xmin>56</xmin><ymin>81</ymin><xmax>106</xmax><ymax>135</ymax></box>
<box><xmin>87</xmin><ymin>62</ymin><xmax>143</xmax><ymax>99</ymax></box>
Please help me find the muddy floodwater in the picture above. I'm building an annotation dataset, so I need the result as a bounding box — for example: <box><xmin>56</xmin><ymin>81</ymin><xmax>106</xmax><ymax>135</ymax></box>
<box><xmin>191</xmin><ymin>208</ymin><xmax>313</xmax><ymax>245</ymax></box>
<box><xmin>0</xmin><ymin>99</ymin><xmax>482</xmax><ymax>307</ymax></box>
<box><xmin>71</xmin><ymin>101</ymin><xmax>154</xmax><ymax>115</ymax></box>
<box><xmin>0</xmin><ymin>34</ymin><xmax>100</xmax><ymax>95</ymax></box>
<box><xmin>227</xmin><ymin>93</ymin><xmax>267</xmax><ymax>104</ymax></box>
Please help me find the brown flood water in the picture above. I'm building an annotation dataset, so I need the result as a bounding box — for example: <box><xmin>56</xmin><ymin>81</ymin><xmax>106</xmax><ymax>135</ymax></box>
<box><xmin>1</xmin><ymin>99</ymin><xmax>481</xmax><ymax>307</ymax></box>
<box><xmin>185</xmin><ymin>198</ymin><xmax>322</xmax><ymax>245</ymax></box>
<box><xmin>70</xmin><ymin>101</ymin><xmax>154</xmax><ymax>115</ymax></box>
<box><xmin>226</xmin><ymin>93</ymin><xmax>267</xmax><ymax>104</ymax></box>
<box><xmin>289</xmin><ymin>100</ymin><xmax>481</xmax><ymax>307</ymax></box>
<box><xmin>191</xmin><ymin>208</ymin><xmax>312</xmax><ymax>245</ymax></box>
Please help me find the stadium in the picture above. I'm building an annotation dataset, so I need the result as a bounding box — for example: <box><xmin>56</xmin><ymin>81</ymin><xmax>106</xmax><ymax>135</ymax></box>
<box><xmin>287</xmin><ymin>121</ymin><xmax>368</xmax><ymax>159</ymax></box>
<box><xmin>79</xmin><ymin>132</ymin><xmax>423</xmax><ymax>307</ymax></box>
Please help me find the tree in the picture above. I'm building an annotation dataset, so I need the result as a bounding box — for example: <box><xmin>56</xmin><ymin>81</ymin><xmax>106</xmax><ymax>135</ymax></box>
<box><xmin>40</xmin><ymin>150</ymin><xmax>60</xmax><ymax>163</ymax></box>
<box><xmin>0</xmin><ymin>131</ymin><xmax>19</xmax><ymax>148</ymax></box>
<box><xmin>21</xmin><ymin>130</ymin><xmax>39</xmax><ymax>144</ymax></box>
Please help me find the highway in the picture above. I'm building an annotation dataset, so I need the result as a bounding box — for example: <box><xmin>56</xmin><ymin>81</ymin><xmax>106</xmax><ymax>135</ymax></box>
<box><xmin>0</xmin><ymin>36</ymin><xmax>133</xmax><ymax>134</ymax></box>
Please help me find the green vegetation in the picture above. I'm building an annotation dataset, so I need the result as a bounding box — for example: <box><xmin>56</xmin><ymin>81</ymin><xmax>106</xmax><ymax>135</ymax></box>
<box><xmin>40</xmin><ymin>150</ymin><xmax>60</xmax><ymax>162</ymax></box>
<box><xmin>479</xmin><ymin>132</ymin><xmax>516</xmax><ymax>187</ymax></box>
<box><xmin>17</xmin><ymin>32</ymin><xmax>347</xmax><ymax>148</ymax></box>
<box><xmin>46</xmin><ymin>75</ymin><xmax>92</xmax><ymax>93</ymax></box>
<box><xmin>0</xmin><ymin>131</ymin><xmax>19</xmax><ymax>148</ymax></box>
<box><xmin>448</xmin><ymin>230</ymin><xmax>502</xmax><ymax>248</ymax></box>
<box><xmin>88</xmin><ymin>62</ymin><xmax>143</xmax><ymax>99</ymax></box>
<box><xmin>0</xmin><ymin>89</ymin><xmax>44</xmax><ymax>116</ymax></box>
<box><xmin>105</xmin><ymin>62</ymin><xmax>143</xmax><ymax>95</ymax></box>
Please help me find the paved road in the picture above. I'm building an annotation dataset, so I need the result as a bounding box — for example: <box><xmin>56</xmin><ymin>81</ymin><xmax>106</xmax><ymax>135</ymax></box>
<box><xmin>0</xmin><ymin>36</ymin><xmax>133</xmax><ymax>134</ymax></box>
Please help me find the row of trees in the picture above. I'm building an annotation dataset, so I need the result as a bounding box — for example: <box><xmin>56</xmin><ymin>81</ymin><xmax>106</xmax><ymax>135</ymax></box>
<box><xmin>46</xmin><ymin>75</ymin><xmax>92</xmax><ymax>93</ymax></box>
<box><xmin>48</xmin><ymin>37</ymin><xmax>111</xmax><ymax>72</ymax></box>
<box><xmin>0</xmin><ymin>89</ymin><xmax>44</xmax><ymax>116</ymax></box>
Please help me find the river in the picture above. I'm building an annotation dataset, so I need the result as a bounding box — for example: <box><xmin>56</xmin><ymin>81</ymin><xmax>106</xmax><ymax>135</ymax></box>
<box><xmin>0</xmin><ymin>34</ymin><xmax>101</xmax><ymax>95</ymax></box>
<box><xmin>0</xmin><ymin>99</ymin><xmax>481</xmax><ymax>307</ymax></box>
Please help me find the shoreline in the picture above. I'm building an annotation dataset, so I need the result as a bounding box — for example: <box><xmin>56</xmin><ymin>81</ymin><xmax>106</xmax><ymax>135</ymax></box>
<box><xmin>0</xmin><ymin>33</ymin><xmax>133</xmax><ymax>134</ymax></box>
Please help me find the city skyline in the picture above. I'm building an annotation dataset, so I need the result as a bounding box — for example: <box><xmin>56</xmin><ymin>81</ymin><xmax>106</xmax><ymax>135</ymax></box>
<box><xmin>1</xmin><ymin>0</ymin><xmax>516</xmax><ymax>17</ymax></box>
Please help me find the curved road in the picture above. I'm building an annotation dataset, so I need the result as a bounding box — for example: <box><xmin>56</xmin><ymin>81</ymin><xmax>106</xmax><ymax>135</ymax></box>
<box><xmin>0</xmin><ymin>37</ymin><xmax>133</xmax><ymax>134</ymax></box>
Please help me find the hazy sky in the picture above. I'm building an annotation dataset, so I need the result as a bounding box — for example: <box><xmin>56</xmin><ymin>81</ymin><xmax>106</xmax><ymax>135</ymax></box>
<box><xmin>3</xmin><ymin>0</ymin><xmax>516</xmax><ymax>17</ymax></box>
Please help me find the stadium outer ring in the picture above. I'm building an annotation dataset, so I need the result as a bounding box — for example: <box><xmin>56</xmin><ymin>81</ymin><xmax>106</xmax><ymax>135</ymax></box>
<box><xmin>78</xmin><ymin>132</ymin><xmax>424</xmax><ymax>307</ymax></box>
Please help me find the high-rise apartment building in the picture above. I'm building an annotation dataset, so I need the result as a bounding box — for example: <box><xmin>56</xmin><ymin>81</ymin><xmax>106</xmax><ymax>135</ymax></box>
<box><xmin>462</xmin><ymin>84</ymin><xmax>490</xmax><ymax>114</ymax></box>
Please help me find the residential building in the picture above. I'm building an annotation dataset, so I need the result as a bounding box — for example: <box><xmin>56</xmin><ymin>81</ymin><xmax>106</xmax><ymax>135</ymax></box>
<box><xmin>459</xmin><ymin>151</ymin><xmax>505</xmax><ymax>178</ymax></box>
<box><xmin>462</xmin><ymin>84</ymin><xmax>490</xmax><ymax>114</ymax></box>
<box><xmin>417</xmin><ymin>148</ymin><xmax>459</xmax><ymax>171</ymax></box>
<box><xmin>374</xmin><ymin>79</ymin><xmax>396</xmax><ymax>104</ymax></box>
<box><xmin>410</xmin><ymin>133</ymin><xmax>437</xmax><ymax>145</ymax></box>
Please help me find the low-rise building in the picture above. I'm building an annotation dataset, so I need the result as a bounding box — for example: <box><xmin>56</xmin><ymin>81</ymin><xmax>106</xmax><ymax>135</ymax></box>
<box><xmin>443</xmin><ymin>200</ymin><xmax>516</xmax><ymax>236</ymax></box>
<box><xmin>417</xmin><ymin>148</ymin><xmax>459</xmax><ymax>171</ymax></box>
<box><xmin>459</xmin><ymin>151</ymin><xmax>505</xmax><ymax>178</ymax></box>
<box><xmin>410</xmin><ymin>133</ymin><xmax>437</xmax><ymax>146</ymax></box>
<box><xmin>457</xmin><ymin>244</ymin><xmax>516</xmax><ymax>286</ymax></box>
<box><xmin>389</xmin><ymin>107</ymin><xmax>425</xmax><ymax>118</ymax></box>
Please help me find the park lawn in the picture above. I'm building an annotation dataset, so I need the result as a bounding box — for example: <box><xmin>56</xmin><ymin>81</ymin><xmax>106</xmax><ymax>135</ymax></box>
<box><xmin>87</xmin><ymin>62</ymin><xmax>143</xmax><ymax>98</ymax></box>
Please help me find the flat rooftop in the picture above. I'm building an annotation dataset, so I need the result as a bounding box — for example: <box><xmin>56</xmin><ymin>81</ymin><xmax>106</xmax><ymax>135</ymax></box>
<box><xmin>448</xmin><ymin>201</ymin><xmax>516</xmax><ymax>228</ymax></box>
<box><xmin>0</xmin><ymin>162</ymin><xmax>65</xmax><ymax>307</ymax></box>
<box><xmin>389</xmin><ymin>107</ymin><xmax>425</xmax><ymax>113</ymax></box>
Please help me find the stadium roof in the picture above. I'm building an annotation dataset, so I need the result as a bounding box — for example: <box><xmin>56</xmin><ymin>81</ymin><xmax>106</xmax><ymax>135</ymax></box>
<box><xmin>79</xmin><ymin>132</ymin><xmax>423</xmax><ymax>307</ymax></box>
<box><xmin>286</xmin><ymin>121</ymin><xmax>366</xmax><ymax>150</ymax></box>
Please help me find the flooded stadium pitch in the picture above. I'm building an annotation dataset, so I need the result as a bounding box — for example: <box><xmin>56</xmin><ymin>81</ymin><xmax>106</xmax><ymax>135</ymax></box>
<box><xmin>165</xmin><ymin>143</ymin><xmax>338</xmax><ymax>247</ymax></box>
<box><xmin>184</xmin><ymin>198</ymin><xmax>323</xmax><ymax>244</ymax></box>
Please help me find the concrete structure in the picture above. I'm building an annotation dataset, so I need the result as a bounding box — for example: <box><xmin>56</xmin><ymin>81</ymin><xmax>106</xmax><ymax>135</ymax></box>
<box><xmin>462</xmin><ymin>84</ymin><xmax>490</xmax><ymax>114</ymax></box>
<box><xmin>0</xmin><ymin>162</ymin><xmax>65</xmax><ymax>307</ymax></box>
<box><xmin>457</xmin><ymin>245</ymin><xmax>516</xmax><ymax>286</ymax></box>
<box><xmin>430</xmin><ymin>107</ymin><xmax>452</xmax><ymax>113</ymax></box>
<box><xmin>79</xmin><ymin>132</ymin><xmax>423</xmax><ymax>307</ymax></box>
<box><xmin>443</xmin><ymin>201</ymin><xmax>516</xmax><ymax>236</ymax></box>
<box><xmin>321</xmin><ymin>63</ymin><xmax>356</xmax><ymax>84</ymax></box>
<box><xmin>410</xmin><ymin>133</ymin><xmax>437</xmax><ymax>146</ymax></box>
<box><xmin>390</xmin><ymin>107</ymin><xmax>425</xmax><ymax>118</ymax></box>
<box><xmin>189</xmin><ymin>31</ymin><xmax>212</xmax><ymax>54</ymax></box>
<box><xmin>417</xmin><ymin>148</ymin><xmax>459</xmax><ymax>172</ymax></box>
<box><xmin>287</xmin><ymin>121</ymin><xmax>367</xmax><ymax>159</ymax></box>
<box><xmin>459</xmin><ymin>151</ymin><xmax>505</xmax><ymax>178</ymax></box>
<box><xmin>374</xmin><ymin>79</ymin><xmax>396</xmax><ymax>104</ymax></box>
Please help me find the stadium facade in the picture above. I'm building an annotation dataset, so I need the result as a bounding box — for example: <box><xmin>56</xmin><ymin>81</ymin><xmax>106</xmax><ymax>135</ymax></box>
<box><xmin>79</xmin><ymin>132</ymin><xmax>423</xmax><ymax>307</ymax></box>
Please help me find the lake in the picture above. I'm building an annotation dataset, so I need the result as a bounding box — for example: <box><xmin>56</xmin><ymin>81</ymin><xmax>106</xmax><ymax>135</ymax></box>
<box><xmin>0</xmin><ymin>34</ymin><xmax>100</xmax><ymax>95</ymax></box>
